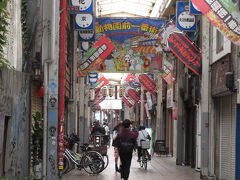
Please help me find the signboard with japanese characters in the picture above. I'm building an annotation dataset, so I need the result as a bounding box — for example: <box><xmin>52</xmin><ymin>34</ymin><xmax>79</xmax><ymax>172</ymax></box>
<box><xmin>70</xmin><ymin>0</ymin><xmax>93</xmax><ymax>13</ymax></box>
<box><xmin>78</xmin><ymin>29</ymin><xmax>95</xmax><ymax>41</ymax></box>
<box><xmin>75</xmin><ymin>14</ymin><xmax>94</xmax><ymax>30</ymax></box>
<box><xmin>167</xmin><ymin>88</ymin><xmax>173</xmax><ymax>108</ymax></box>
<box><xmin>177</xmin><ymin>1</ymin><xmax>196</xmax><ymax>31</ymax></box>
<box><xmin>167</xmin><ymin>23</ymin><xmax>202</xmax><ymax>76</ymax></box>
<box><xmin>191</xmin><ymin>0</ymin><xmax>240</xmax><ymax>46</ymax></box>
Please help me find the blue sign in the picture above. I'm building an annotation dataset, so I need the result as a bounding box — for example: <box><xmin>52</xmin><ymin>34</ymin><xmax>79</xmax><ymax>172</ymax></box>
<box><xmin>74</xmin><ymin>14</ymin><xmax>94</xmax><ymax>30</ymax></box>
<box><xmin>96</xmin><ymin>18</ymin><xmax>167</xmax><ymax>43</ymax></box>
<box><xmin>189</xmin><ymin>1</ymin><xmax>201</xmax><ymax>15</ymax></box>
<box><xmin>70</xmin><ymin>0</ymin><xmax>93</xmax><ymax>13</ymax></box>
<box><xmin>78</xmin><ymin>29</ymin><xmax>95</xmax><ymax>41</ymax></box>
<box><xmin>176</xmin><ymin>1</ymin><xmax>196</xmax><ymax>31</ymax></box>
<box><xmin>88</xmin><ymin>73</ymin><xmax>98</xmax><ymax>85</ymax></box>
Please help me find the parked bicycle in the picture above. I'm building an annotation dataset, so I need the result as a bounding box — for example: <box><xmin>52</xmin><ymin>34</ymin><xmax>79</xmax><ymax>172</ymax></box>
<box><xmin>62</xmin><ymin>133</ymin><xmax>105</xmax><ymax>175</ymax></box>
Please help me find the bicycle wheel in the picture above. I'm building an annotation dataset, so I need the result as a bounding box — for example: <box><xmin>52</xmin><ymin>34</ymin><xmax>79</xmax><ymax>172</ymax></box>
<box><xmin>62</xmin><ymin>155</ymin><xmax>70</xmax><ymax>175</ymax></box>
<box><xmin>143</xmin><ymin>160</ymin><xmax>147</xmax><ymax>170</ymax></box>
<box><xmin>100</xmin><ymin>154</ymin><xmax>109</xmax><ymax>172</ymax></box>
<box><xmin>81</xmin><ymin>151</ymin><xmax>104</xmax><ymax>174</ymax></box>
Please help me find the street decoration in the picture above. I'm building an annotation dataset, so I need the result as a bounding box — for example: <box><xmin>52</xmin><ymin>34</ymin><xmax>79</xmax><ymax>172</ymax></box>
<box><xmin>92</xmin><ymin>18</ymin><xmax>167</xmax><ymax>73</ymax></box>
<box><xmin>159</xmin><ymin>21</ymin><xmax>201</xmax><ymax>76</ymax></box>
<box><xmin>77</xmin><ymin>35</ymin><xmax>115</xmax><ymax>76</ymax></box>
<box><xmin>191</xmin><ymin>0</ymin><xmax>240</xmax><ymax>46</ymax></box>
<box><xmin>122</xmin><ymin>95</ymin><xmax>135</xmax><ymax>107</ymax></box>
<box><xmin>167</xmin><ymin>28</ymin><xmax>201</xmax><ymax>76</ymax></box>
<box><xmin>125</xmin><ymin>74</ymin><xmax>136</xmax><ymax>82</ymax></box>
<box><xmin>92</xmin><ymin>76</ymin><xmax>109</xmax><ymax>89</ymax></box>
<box><xmin>177</xmin><ymin>2</ymin><xmax>196</xmax><ymax>31</ymax></box>
<box><xmin>127</xmin><ymin>88</ymin><xmax>140</xmax><ymax>104</ymax></box>
<box><xmin>138</xmin><ymin>74</ymin><xmax>157</xmax><ymax>98</ymax></box>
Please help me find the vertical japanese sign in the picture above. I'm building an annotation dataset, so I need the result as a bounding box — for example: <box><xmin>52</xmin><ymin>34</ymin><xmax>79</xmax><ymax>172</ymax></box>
<box><xmin>191</xmin><ymin>0</ymin><xmax>240</xmax><ymax>46</ymax></box>
<box><xmin>177</xmin><ymin>1</ymin><xmax>196</xmax><ymax>31</ymax></box>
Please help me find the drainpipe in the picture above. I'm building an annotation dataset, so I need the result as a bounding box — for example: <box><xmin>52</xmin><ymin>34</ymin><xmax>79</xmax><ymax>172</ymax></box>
<box><xmin>42</xmin><ymin>0</ymin><xmax>56</xmax><ymax>178</ymax></box>
<box><xmin>58</xmin><ymin>0</ymin><xmax>66</xmax><ymax>171</ymax></box>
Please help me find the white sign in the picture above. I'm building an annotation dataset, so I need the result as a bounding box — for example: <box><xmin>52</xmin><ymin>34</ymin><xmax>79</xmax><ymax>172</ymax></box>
<box><xmin>99</xmin><ymin>100</ymin><xmax>122</xmax><ymax>109</ymax></box>
<box><xmin>167</xmin><ymin>88</ymin><xmax>173</xmax><ymax>108</ymax></box>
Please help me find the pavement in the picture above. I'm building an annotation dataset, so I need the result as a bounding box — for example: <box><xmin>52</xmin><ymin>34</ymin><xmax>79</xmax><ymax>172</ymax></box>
<box><xmin>62</xmin><ymin>146</ymin><xmax>201</xmax><ymax>180</ymax></box>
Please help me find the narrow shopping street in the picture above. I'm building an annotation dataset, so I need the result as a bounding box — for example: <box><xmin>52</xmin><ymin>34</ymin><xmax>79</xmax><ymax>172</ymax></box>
<box><xmin>62</xmin><ymin>146</ymin><xmax>200</xmax><ymax>180</ymax></box>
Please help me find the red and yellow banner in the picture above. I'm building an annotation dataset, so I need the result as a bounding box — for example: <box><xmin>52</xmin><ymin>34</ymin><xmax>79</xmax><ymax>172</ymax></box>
<box><xmin>191</xmin><ymin>0</ymin><xmax>240</xmax><ymax>46</ymax></box>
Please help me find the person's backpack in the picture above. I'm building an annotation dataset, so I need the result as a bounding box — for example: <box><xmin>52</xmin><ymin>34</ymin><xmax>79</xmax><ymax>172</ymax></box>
<box><xmin>119</xmin><ymin>135</ymin><xmax>134</xmax><ymax>154</ymax></box>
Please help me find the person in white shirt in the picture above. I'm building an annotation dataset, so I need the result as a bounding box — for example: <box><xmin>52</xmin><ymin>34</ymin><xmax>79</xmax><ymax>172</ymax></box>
<box><xmin>137</xmin><ymin>125</ymin><xmax>151</xmax><ymax>161</ymax></box>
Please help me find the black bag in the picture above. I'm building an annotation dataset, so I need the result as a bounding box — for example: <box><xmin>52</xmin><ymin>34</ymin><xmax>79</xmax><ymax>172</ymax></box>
<box><xmin>119</xmin><ymin>135</ymin><xmax>133</xmax><ymax>154</ymax></box>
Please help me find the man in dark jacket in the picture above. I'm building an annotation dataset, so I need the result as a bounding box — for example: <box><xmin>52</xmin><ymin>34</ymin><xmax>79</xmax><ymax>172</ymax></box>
<box><xmin>113</xmin><ymin>119</ymin><xmax>137</xmax><ymax>180</ymax></box>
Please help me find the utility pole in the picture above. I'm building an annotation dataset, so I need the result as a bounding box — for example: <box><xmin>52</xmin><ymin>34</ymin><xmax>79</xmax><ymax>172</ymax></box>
<box><xmin>140</xmin><ymin>86</ymin><xmax>144</xmax><ymax>125</ymax></box>
<box><xmin>156</xmin><ymin>73</ymin><xmax>163</xmax><ymax>140</ymax></box>
<box><xmin>200</xmin><ymin>16</ymin><xmax>210</xmax><ymax>178</ymax></box>
<box><xmin>42</xmin><ymin>0</ymin><xmax>60</xmax><ymax>179</ymax></box>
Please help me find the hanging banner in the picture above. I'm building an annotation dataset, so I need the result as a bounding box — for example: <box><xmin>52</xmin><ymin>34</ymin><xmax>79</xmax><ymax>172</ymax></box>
<box><xmin>122</xmin><ymin>95</ymin><xmax>135</xmax><ymax>107</ymax></box>
<box><xmin>127</xmin><ymin>88</ymin><xmax>140</xmax><ymax>104</ymax></box>
<box><xmin>139</xmin><ymin>74</ymin><xmax>157</xmax><ymax>98</ymax></box>
<box><xmin>92</xmin><ymin>76</ymin><xmax>109</xmax><ymax>89</ymax></box>
<box><xmin>191</xmin><ymin>0</ymin><xmax>240</xmax><ymax>46</ymax></box>
<box><xmin>92</xmin><ymin>18</ymin><xmax>167</xmax><ymax>73</ymax></box>
<box><xmin>78</xmin><ymin>35</ymin><xmax>115</xmax><ymax>76</ymax></box>
<box><xmin>177</xmin><ymin>1</ymin><xmax>196</xmax><ymax>31</ymax></box>
<box><xmin>166</xmin><ymin>23</ymin><xmax>202</xmax><ymax>76</ymax></box>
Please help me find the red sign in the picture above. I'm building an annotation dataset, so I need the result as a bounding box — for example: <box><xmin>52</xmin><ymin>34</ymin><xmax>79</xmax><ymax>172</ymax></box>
<box><xmin>191</xmin><ymin>0</ymin><xmax>240</xmax><ymax>46</ymax></box>
<box><xmin>168</xmin><ymin>30</ymin><xmax>201</xmax><ymax>76</ymax></box>
<box><xmin>78</xmin><ymin>35</ymin><xmax>115</xmax><ymax>76</ymax></box>
<box><xmin>67</xmin><ymin>6</ymin><xmax>80</xmax><ymax>11</ymax></box>
<box><xmin>139</xmin><ymin>74</ymin><xmax>157</xmax><ymax>98</ymax></box>
<box><xmin>92</xmin><ymin>76</ymin><xmax>109</xmax><ymax>89</ymax></box>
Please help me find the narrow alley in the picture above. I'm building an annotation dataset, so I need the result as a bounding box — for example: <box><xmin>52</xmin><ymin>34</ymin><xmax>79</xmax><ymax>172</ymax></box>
<box><xmin>0</xmin><ymin>0</ymin><xmax>240</xmax><ymax>180</ymax></box>
<box><xmin>63</xmin><ymin>146</ymin><xmax>201</xmax><ymax>180</ymax></box>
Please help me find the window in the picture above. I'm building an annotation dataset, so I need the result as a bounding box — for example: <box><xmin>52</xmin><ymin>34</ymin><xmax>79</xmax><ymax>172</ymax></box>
<box><xmin>216</xmin><ymin>30</ymin><xmax>224</xmax><ymax>53</ymax></box>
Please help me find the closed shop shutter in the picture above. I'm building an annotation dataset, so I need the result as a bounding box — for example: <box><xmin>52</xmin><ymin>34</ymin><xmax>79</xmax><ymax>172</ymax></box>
<box><xmin>220</xmin><ymin>94</ymin><xmax>236</xmax><ymax>180</ymax></box>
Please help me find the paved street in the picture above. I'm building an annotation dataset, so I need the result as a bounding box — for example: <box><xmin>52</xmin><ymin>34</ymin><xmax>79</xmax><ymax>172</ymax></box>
<box><xmin>62</xmin><ymin>147</ymin><xmax>201</xmax><ymax>180</ymax></box>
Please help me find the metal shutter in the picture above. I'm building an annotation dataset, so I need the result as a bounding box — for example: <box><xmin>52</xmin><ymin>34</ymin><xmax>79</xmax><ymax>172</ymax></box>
<box><xmin>220</xmin><ymin>94</ymin><xmax>236</xmax><ymax>180</ymax></box>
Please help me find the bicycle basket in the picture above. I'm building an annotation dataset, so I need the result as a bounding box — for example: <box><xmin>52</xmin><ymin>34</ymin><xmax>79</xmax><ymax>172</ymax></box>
<box><xmin>140</xmin><ymin>140</ymin><xmax>150</xmax><ymax>149</ymax></box>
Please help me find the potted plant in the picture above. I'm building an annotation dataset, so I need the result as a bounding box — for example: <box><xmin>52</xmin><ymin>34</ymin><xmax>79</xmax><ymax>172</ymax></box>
<box><xmin>31</xmin><ymin>112</ymin><xmax>43</xmax><ymax>179</ymax></box>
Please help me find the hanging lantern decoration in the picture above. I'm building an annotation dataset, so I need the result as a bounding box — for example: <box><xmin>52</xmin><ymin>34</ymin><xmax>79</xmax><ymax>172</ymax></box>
<box><xmin>102</xmin><ymin>87</ymin><xmax>107</xmax><ymax>97</ymax></box>
<box><xmin>37</xmin><ymin>86</ymin><xmax>44</xmax><ymax>98</ymax></box>
<box><xmin>119</xmin><ymin>86</ymin><xmax>123</xmax><ymax>97</ymax></box>
<box><xmin>108</xmin><ymin>86</ymin><xmax>114</xmax><ymax>97</ymax></box>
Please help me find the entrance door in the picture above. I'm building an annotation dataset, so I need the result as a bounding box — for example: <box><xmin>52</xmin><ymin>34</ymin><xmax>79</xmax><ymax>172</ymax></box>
<box><xmin>1</xmin><ymin>116</ymin><xmax>10</xmax><ymax>176</ymax></box>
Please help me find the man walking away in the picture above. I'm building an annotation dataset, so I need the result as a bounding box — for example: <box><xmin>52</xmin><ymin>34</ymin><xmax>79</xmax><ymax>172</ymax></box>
<box><xmin>114</xmin><ymin>119</ymin><xmax>137</xmax><ymax>180</ymax></box>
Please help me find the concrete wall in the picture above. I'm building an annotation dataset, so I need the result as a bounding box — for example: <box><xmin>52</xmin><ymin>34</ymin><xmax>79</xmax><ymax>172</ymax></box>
<box><xmin>0</xmin><ymin>67</ymin><xmax>30</xmax><ymax>179</ymax></box>
<box><xmin>4</xmin><ymin>0</ymin><xmax>22</xmax><ymax>71</ymax></box>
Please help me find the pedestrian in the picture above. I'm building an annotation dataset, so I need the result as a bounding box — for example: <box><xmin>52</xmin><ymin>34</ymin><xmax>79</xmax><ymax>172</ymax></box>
<box><xmin>112</xmin><ymin>123</ymin><xmax>122</xmax><ymax>172</ymax></box>
<box><xmin>137</xmin><ymin>125</ymin><xmax>151</xmax><ymax>162</ymax></box>
<box><xmin>114</xmin><ymin>119</ymin><xmax>137</xmax><ymax>180</ymax></box>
